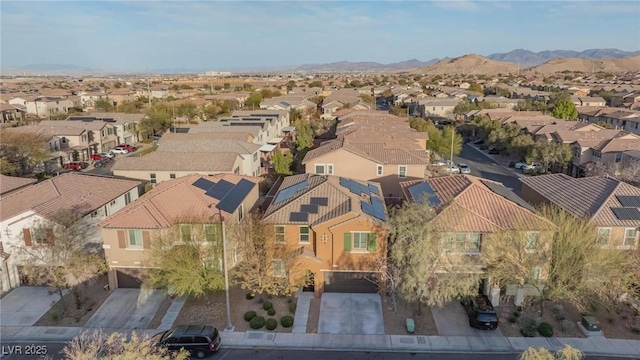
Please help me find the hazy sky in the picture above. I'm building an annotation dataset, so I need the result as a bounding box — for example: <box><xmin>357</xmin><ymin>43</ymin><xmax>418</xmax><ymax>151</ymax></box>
<box><xmin>1</xmin><ymin>0</ymin><xmax>639</xmax><ymax>71</ymax></box>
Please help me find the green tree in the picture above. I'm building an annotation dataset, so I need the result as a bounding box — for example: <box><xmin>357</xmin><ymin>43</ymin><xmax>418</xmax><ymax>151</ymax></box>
<box><xmin>0</xmin><ymin>158</ymin><xmax>19</xmax><ymax>175</ymax></box>
<box><xmin>308</xmin><ymin>80</ymin><xmax>323</xmax><ymax>88</ymax></box>
<box><xmin>94</xmin><ymin>98</ymin><xmax>114</xmax><ymax>112</ymax></box>
<box><xmin>142</xmin><ymin>103</ymin><xmax>173</xmax><ymax>137</ymax></box>
<box><xmin>294</xmin><ymin>119</ymin><xmax>314</xmax><ymax>152</ymax></box>
<box><xmin>528</xmin><ymin>140</ymin><xmax>572</xmax><ymax>171</ymax></box>
<box><xmin>113</xmin><ymin>82</ymin><xmax>122</xmax><ymax>89</ymax></box>
<box><xmin>0</xmin><ymin>131</ymin><xmax>48</xmax><ymax>175</ymax></box>
<box><xmin>349</xmin><ymin>80</ymin><xmax>363</xmax><ymax>88</ymax></box>
<box><xmin>223</xmin><ymin>82</ymin><xmax>231</xmax><ymax>90</ymax></box>
<box><xmin>146</xmin><ymin>221</ymin><xmax>226</xmax><ymax>298</ymax></box>
<box><xmin>246</xmin><ymin>92</ymin><xmax>263</xmax><ymax>108</ymax></box>
<box><xmin>468</xmin><ymin>83</ymin><xmax>483</xmax><ymax>95</ymax></box>
<box><xmin>116</xmin><ymin>101</ymin><xmax>142</xmax><ymax>113</ymax></box>
<box><xmin>272</xmin><ymin>152</ymin><xmax>293</xmax><ymax>175</ymax></box>
<box><xmin>63</xmin><ymin>330</ymin><xmax>188</xmax><ymax>360</ymax></box>
<box><xmin>243</xmin><ymin>83</ymin><xmax>253</xmax><ymax>92</ymax></box>
<box><xmin>509</xmin><ymin>134</ymin><xmax>535</xmax><ymax>159</ymax></box>
<box><xmin>552</xmin><ymin>98</ymin><xmax>578</xmax><ymax>120</ymax></box>
<box><xmin>388</xmin><ymin>201</ymin><xmax>483</xmax><ymax>312</ymax></box>
<box><xmin>398</xmin><ymin>79</ymin><xmax>407</xmax><ymax>86</ymax></box>
<box><xmin>175</xmin><ymin>102</ymin><xmax>198</xmax><ymax>121</ymax></box>
<box><xmin>422</xmin><ymin>123</ymin><xmax>462</xmax><ymax>159</ymax></box>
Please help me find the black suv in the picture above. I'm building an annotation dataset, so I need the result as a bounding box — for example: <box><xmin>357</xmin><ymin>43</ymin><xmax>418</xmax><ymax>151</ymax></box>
<box><xmin>461</xmin><ymin>294</ymin><xmax>499</xmax><ymax>330</ymax></box>
<box><xmin>152</xmin><ymin>325</ymin><xmax>221</xmax><ymax>359</ymax></box>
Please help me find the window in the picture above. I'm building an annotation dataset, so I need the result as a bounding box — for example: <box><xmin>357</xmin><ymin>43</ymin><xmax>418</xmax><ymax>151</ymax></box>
<box><xmin>128</xmin><ymin>229</ymin><xmax>143</xmax><ymax>247</ymax></box>
<box><xmin>30</xmin><ymin>228</ymin><xmax>52</xmax><ymax>245</ymax></box>
<box><xmin>352</xmin><ymin>232</ymin><xmax>368</xmax><ymax>250</ymax></box>
<box><xmin>525</xmin><ymin>232</ymin><xmax>539</xmax><ymax>251</ymax></box>
<box><xmin>274</xmin><ymin>226</ymin><xmax>285</xmax><ymax>243</ymax></box>
<box><xmin>314</xmin><ymin>164</ymin><xmax>325</xmax><ymax>175</ymax></box>
<box><xmin>468</xmin><ymin>233</ymin><xmax>481</xmax><ymax>252</ymax></box>
<box><xmin>615</xmin><ymin>153</ymin><xmax>623</xmax><ymax>163</ymax></box>
<box><xmin>170</xmin><ymin>173</ymin><xmax>176</xmax><ymax>179</ymax></box>
<box><xmin>596</xmin><ymin>228</ymin><xmax>610</xmax><ymax>245</ymax></box>
<box><xmin>150</xmin><ymin>173</ymin><xmax>156</xmax><ymax>184</ymax></box>
<box><xmin>624</xmin><ymin>228</ymin><xmax>638</xmax><ymax>246</ymax></box>
<box><xmin>205</xmin><ymin>224</ymin><xmax>221</xmax><ymax>244</ymax></box>
<box><xmin>326</xmin><ymin>164</ymin><xmax>334</xmax><ymax>175</ymax></box>
<box><xmin>592</xmin><ymin>150</ymin><xmax>601</xmax><ymax>158</ymax></box>
<box><xmin>299</xmin><ymin>226</ymin><xmax>309</xmax><ymax>243</ymax></box>
<box><xmin>124</xmin><ymin>192</ymin><xmax>132</xmax><ymax>205</ymax></box>
<box><xmin>253</xmin><ymin>152</ymin><xmax>258</xmax><ymax>162</ymax></box>
<box><xmin>110</xmin><ymin>200</ymin><xmax>117</xmax><ymax>206</ymax></box>
<box><xmin>376</xmin><ymin>164</ymin><xmax>383</xmax><ymax>176</ymax></box>
<box><xmin>272</xmin><ymin>259</ymin><xmax>286</xmax><ymax>277</ymax></box>
<box><xmin>532</xmin><ymin>267</ymin><xmax>541</xmax><ymax>281</ymax></box>
<box><xmin>398</xmin><ymin>165</ymin><xmax>407</xmax><ymax>178</ymax></box>
<box><xmin>234</xmin><ymin>167</ymin><xmax>240</xmax><ymax>174</ymax></box>
<box><xmin>237</xmin><ymin>203</ymin><xmax>244</xmax><ymax>221</ymax></box>
<box><xmin>442</xmin><ymin>232</ymin><xmax>482</xmax><ymax>253</ymax></box>
<box><xmin>180</xmin><ymin>225</ymin><xmax>192</xmax><ymax>242</ymax></box>
<box><xmin>203</xmin><ymin>257</ymin><xmax>221</xmax><ymax>272</ymax></box>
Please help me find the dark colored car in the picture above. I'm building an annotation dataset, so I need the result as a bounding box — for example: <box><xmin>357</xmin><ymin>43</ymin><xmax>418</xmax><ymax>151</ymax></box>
<box><xmin>62</xmin><ymin>162</ymin><xmax>87</xmax><ymax>170</ymax></box>
<box><xmin>488</xmin><ymin>146</ymin><xmax>505</xmax><ymax>154</ymax></box>
<box><xmin>473</xmin><ymin>139</ymin><xmax>485</xmax><ymax>145</ymax></box>
<box><xmin>93</xmin><ymin>158</ymin><xmax>113</xmax><ymax>168</ymax></box>
<box><xmin>461</xmin><ymin>294</ymin><xmax>499</xmax><ymax>330</ymax></box>
<box><xmin>153</xmin><ymin>325</ymin><xmax>221</xmax><ymax>359</ymax></box>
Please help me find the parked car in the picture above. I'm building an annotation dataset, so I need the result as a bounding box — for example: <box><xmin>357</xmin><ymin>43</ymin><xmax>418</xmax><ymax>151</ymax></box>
<box><xmin>153</xmin><ymin>325</ymin><xmax>221</xmax><ymax>359</ymax></box>
<box><xmin>100</xmin><ymin>152</ymin><xmax>115</xmax><ymax>159</ymax></box>
<box><xmin>93</xmin><ymin>158</ymin><xmax>113</xmax><ymax>168</ymax></box>
<box><xmin>432</xmin><ymin>159</ymin><xmax>452</xmax><ymax>167</ymax></box>
<box><xmin>458</xmin><ymin>163</ymin><xmax>471</xmax><ymax>174</ymax></box>
<box><xmin>473</xmin><ymin>139</ymin><xmax>485</xmax><ymax>145</ymax></box>
<box><xmin>445</xmin><ymin>165</ymin><xmax>460</xmax><ymax>174</ymax></box>
<box><xmin>461</xmin><ymin>294</ymin><xmax>499</xmax><ymax>330</ymax></box>
<box><xmin>110</xmin><ymin>147</ymin><xmax>129</xmax><ymax>154</ymax></box>
<box><xmin>62</xmin><ymin>162</ymin><xmax>87</xmax><ymax>170</ymax></box>
<box><xmin>488</xmin><ymin>146</ymin><xmax>505</xmax><ymax>155</ymax></box>
<box><xmin>116</xmin><ymin>144</ymin><xmax>137</xmax><ymax>152</ymax></box>
<box><xmin>514</xmin><ymin>162</ymin><xmax>541</xmax><ymax>170</ymax></box>
<box><xmin>89</xmin><ymin>154</ymin><xmax>103</xmax><ymax>161</ymax></box>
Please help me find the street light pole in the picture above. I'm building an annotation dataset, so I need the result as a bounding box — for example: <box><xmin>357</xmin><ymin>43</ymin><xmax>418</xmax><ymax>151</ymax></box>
<box><xmin>220</xmin><ymin>216</ymin><xmax>234</xmax><ymax>332</ymax></box>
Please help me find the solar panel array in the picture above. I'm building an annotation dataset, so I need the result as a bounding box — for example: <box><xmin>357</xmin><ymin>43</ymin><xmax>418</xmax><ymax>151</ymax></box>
<box><xmin>612</xmin><ymin>207</ymin><xmax>640</xmax><ymax>220</ymax></box>
<box><xmin>480</xmin><ymin>180</ymin><xmax>536</xmax><ymax>212</ymax></box>
<box><xmin>616</xmin><ymin>196</ymin><xmax>640</xmax><ymax>208</ymax></box>
<box><xmin>205</xmin><ymin>180</ymin><xmax>235</xmax><ymax>200</ymax></box>
<box><xmin>273</xmin><ymin>180</ymin><xmax>309</xmax><ymax>204</ymax></box>
<box><xmin>289</xmin><ymin>212</ymin><xmax>309</xmax><ymax>222</ymax></box>
<box><xmin>339</xmin><ymin>177</ymin><xmax>378</xmax><ymax>196</ymax></box>
<box><xmin>217</xmin><ymin>179</ymin><xmax>255</xmax><ymax>213</ymax></box>
<box><xmin>300</xmin><ymin>204</ymin><xmax>319</xmax><ymax>214</ymax></box>
<box><xmin>408</xmin><ymin>182</ymin><xmax>442</xmax><ymax>207</ymax></box>
<box><xmin>310</xmin><ymin>197</ymin><xmax>328</xmax><ymax>206</ymax></box>
<box><xmin>192</xmin><ymin>178</ymin><xmax>215</xmax><ymax>192</ymax></box>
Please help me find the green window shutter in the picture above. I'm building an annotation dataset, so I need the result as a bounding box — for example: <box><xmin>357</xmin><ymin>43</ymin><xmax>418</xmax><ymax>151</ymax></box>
<box><xmin>368</xmin><ymin>233</ymin><xmax>377</xmax><ymax>251</ymax></box>
<box><xmin>343</xmin><ymin>233</ymin><xmax>352</xmax><ymax>251</ymax></box>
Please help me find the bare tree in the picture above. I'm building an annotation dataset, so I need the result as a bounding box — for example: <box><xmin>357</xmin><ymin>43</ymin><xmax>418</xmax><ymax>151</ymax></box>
<box><xmin>0</xmin><ymin>131</ymin><xmax>48</xmax><ymax>175</ymax></box>
<box><xmin>229</xmin><ymin>213</ymin><xmax>304</xmax><ymax>296</ymax></box>
<box><xmin>584</xmin><ymin>159</ymin><xmax>640</xmax><ymax>186</ymax></box>
<box><xmin>20</xmin><ymin>209</ymin><xmax>107</xmax><ymax>309</ymax></box>
<box><xmin>388</xmin><ymin>201</ymin><xmax>483</xmax><ymax>313</ymax></box>
<box><xmin>61</xmin><ymin>330</ymin><xmax>188</xmax><ymax>360</ymax></box>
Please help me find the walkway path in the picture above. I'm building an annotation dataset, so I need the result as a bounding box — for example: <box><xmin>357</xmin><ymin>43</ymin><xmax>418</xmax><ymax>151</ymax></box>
<box><xmin>292</xmin><ymin>292</ymin><xmax>313</xmax><ymax>334</ymax></box>
<box><xmin>157</xmin><ymin>296</ymin><xmax>186</xmax><ymax>331</ymax></box>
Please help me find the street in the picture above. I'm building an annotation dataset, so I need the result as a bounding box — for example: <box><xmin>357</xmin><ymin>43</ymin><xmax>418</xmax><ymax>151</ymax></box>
<box><xmin>0</xmin><ymin>342</ymin><xmax>635</xmax><ymax>360</ymax></box>
<box><xmin>453</xmin><ymin>143</ymin><xmax>523</xmax><ymax>194</ymax></box>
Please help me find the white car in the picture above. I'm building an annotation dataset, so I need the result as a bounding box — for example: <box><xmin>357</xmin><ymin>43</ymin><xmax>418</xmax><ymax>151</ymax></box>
<box><xmin>100</xmin><ymin>152</ymin><xmax>115</xmax><ymax>159</ymax></box>
<box><xmin>445</xmin><ymin>165</ymin><xmax>460</xmax><ymax>174</ymax></box>
<box><xmin>109</xmin><ymin>148</ymin><xmax>128</xmax><ymax>155</ymax></box>
<box><xmin>515</xmin><ymin>162</ymin><xmax>541</xmax><ymax>170</ymax></box>
<box><xmin>458</xmin><ymin>163</ymin><xmax>471</xmax><ymax>174</ymax></box>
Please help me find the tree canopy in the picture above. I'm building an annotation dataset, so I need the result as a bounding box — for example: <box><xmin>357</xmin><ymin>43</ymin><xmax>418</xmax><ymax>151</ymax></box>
<box><xmin>0</xmin><ymin>131</ymin><xmax>48</xmax><ymax>175</ymax></box>
<box><xmin>272</xmin><ymin>152</ymin><xmax>293</xmax><ymax>175</ymax></box>
<box><xmin>552</xmin><ymin>98</ymin><xmax>578</xmax><ymax>120</ymax></box>
<box><xmin>63</xmin><ymin>330</ymin><xmax>188</xmax><ymax>360</ymax></box>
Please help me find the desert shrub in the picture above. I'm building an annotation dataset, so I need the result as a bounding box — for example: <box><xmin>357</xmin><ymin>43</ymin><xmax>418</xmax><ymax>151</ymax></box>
<box><xmin>267</xmin><ymin>308</ymin><xmax>276</xmax><ymax>316</ymax></box>
<box><xmin>553</xmin><ymin>304</ymin><xmax>564</xmax><ymax>315</ymax></box>
<box><xmin>244</xmin><ymin>311</ymin><xmax>257</xmax><ymax>321</ymax></box>
<box><xmin>281</xmin><ymin>315</ymin><xmax>294</xmax><ymax>328</ymax></box>
<box><xmin>265</xmin><ymin>318</ymin><xmax>277</xmax><ymax>330</ymax></box>
<box><xmin>258</xmin><ymin>298</ymin><xmax>264</xmax><ymax>304</ymax></box>
<box><xmin>246</xmin><ymin>292</ymin><xmax>255</xmax><ymax>300</ymax></box>
<box><xmin>289</xmin><ymin>303</ymin><xmax>297</xmax><ymax>314</ymax></box>
<box><xmin>508</xmin><ymin>316</ymin><xmax>517</xmax><ymax>324</ymax></box>
<box><xmin>520</xmin><ymin>317</ymin><xmax>540</xmax><ymax>337</ymax></box>
<box><xmin>538</xmin><ymin>322</ymin><xmax>554</xmax><ymax>337</ymax></box>
<box><xmin>49</xmin><ymin>309</ymin><xmax>60</xmax><ymax>322</ymax></box>
<box><xmin>561</xmin><ymin>319</ymin><xmax>575</xmax><ymax>332</ymax></box>
<box><xmin>250</xmin><ymin>316</ymin><xmax>265</xmax><ymax>329</ymax></box>
<box><xmin>631</xmin><ymin>326</ymin><xmax>640</xmax><ymax>335</ymax></box>
<box><xmin>263</xmin><ymin>301</ymin><xmax>273</xmax><ymax>310</ymax></box>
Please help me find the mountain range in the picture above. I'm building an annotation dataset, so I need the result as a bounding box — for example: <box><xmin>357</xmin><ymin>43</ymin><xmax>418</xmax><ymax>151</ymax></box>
<box><xmin>2</xmin><ymin>48</ymin><xmax>639</xmax><ymax>75</ymax></box>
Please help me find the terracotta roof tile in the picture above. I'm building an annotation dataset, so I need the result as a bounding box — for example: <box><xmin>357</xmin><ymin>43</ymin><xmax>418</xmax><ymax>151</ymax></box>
<box><xmin>0</xmin><ymin>173</ymin><xmax>141</xmax><ymax>221</ymax></box>
<box><xmin>0</xmin><ymin>175</ymin><xmax>37</xmax><ymax>195</ymax></box>
<box><xmin>111</xmin><ymin>152</ymin><xmax>239</xmax><ymax>172</ymax></box>
<box><xmin>98</xmin><ymin>174</ymin><xmax>260</xmax><ymax>229</ymax></box>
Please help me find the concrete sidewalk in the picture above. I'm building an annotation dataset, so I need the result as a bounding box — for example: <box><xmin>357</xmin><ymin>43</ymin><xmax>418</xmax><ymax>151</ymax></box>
<box><xmin>2</xmin><ymin>326</ymin><xmax>640</xmax><ymax>357</ymax></box>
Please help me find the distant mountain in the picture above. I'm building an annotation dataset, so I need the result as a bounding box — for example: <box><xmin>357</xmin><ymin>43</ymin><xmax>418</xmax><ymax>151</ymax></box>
<box><xmin>487</xmin><ymin>48</ymin><xmax>640</xmax><ymax>66</ymax></box>
<box><xmin>293</xmin><ymin>58</ymin><xmax>441</xmax><ymax>72</ymax></box>
<box><xmin>410</xmin><ymin>54</ymin><xmax>519</xmax><ymax>75</ymax></box>
<box><xmin>528</xmin><ymin>56</ymin><xmax>640</xmax><ymax>74</ymax></box>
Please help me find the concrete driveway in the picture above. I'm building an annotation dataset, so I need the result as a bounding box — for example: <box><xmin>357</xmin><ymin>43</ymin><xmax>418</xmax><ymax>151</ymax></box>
<box><xmin>318</xmin><ymin>293</ymin><xmax>384</xmax><ymax>335</ymax></box>
<box><xmin>0</xmin><ymin>286</ymin><xmax>65</xmax><ymax>326</ymax></box>
<box><xmin>431</xmin><ymin>301</ymin><xmax>503</xmax><ymax>336</ymax></box>
<box><xmin>85</xmin><ymin>288</ymin><xmax>166</xmax><ymax>329</ymax></box>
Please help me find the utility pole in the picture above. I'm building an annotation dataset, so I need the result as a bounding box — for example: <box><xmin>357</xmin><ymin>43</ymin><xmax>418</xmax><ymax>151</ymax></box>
<box><xmin>449</xmin><ymin>127</ymin><xmax>455</xmax><ymax>176</ymax></box>
<box><xmin>147</xmin><ymin>77</ymin><xmax>152</xmax><ymax>107</ymax></box>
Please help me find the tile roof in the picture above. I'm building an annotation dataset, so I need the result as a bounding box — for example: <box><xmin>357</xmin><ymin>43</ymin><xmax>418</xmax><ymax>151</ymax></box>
<box><xmin>554</xmin><ymin>129</ymin><xmax>627</xmax><ymax>144</ymax></box>
<box><xmin>0</xmin><ymin>175</ymin><xmax>37</xmax><ymax>195</ymax></box>
<box><xmin>188</xmin><ymin>123</ymin><xmax>261</xmax><ymax>137</ymax></box>
<box><xmin>83</xmin><ymin>112</ymin><xmax>146</xmax><ymax>123</ymax></box>
<box><xmin>520</xmin><ymin>174</ymin><xmax>640</xmax><ymax>227</ymax></box>
<box><xmin>0</xmin><ymin>173</ymin><xmax>141</xmax><ymax>222</ymax></box>
<box><xmin>98</xmin><ymin>174</ymin><xmax>259</xmax><ymax>229</ymax></box>
<box><xmin>111</xmin><ymin>151</ymin><xmax>240</xmax><ymax>172</ymax></box>
<box><xmin>157</xmin><ymin>133</ymin><xmax>260</xmax><ymax>154</ymax></box>
<box><xmin>401</xmin><ymin>175</ymin><xmax>555</xmax><ymax>233</ymax></box>
<box><xmin>263</xmin><ymin>174</ymin><xmax>387</xmax><ymax>226</ymax></box>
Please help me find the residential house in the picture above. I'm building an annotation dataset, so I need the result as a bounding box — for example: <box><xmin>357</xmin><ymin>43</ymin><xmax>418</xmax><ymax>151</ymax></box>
<box><xmin>0</xmin><ymin>103</ymin><xmax>26</xmax><ymax>124</ymax></box>
<box><xmin>564</xmin><ymin>130</ymin><xmax>640</xmax><ymax>177</ymax></box>
<box><xmin>111</xmin><ymin>132</ymin><xmax>262</xmax><ymax>183</ymax></box>
<box><xmin>578</xmin><ymin>107</ymin><xmax>640</xmax><ymax>135</ymax></box>
<box><xmin>8</xmin><ymin>96</ymin><xmax>74</xmax><ymax>118</ymax></box>
<box><xmin>0</xmin><ymin>175</ymin><xmax>36</xmax><ymax>198</ymax></box>
<box><xmin>302</xmin><ymin>118</ymin><xmax>429</xmax><ymax>199</ymax></box>
<box><xmin>79</xmin><ymin>112</ymin><xmax>145</xmax><ymax>145</ymax></box>
<box><xmin>262</xmin><ymin>174</ymin><xmax>388</xmax><ymax>296</ymax></box>
<box><xmin>570</xmin><ymin>96</ymin><xmax>607</xmax><ymax>107</ymax></box>
<box><xmin>38</xmin><ymin>119</ymin><xmax>119</xmax><ymax>153</ymax></box>
<box><xmin>530</xmin><ymin>122</ymin><xmax>603</xmax><ymax>141</ymax></box>
<box><xmin>417</xmin><ymin>98</ymin><xmax>461</xmax><ymax>118</ymax></box>
<box><xmin>97</xmin><ymin>174</ymin><xmax>260</xmax><ymax>289</ymax></box>
<box><xmin>611</xmin><ymin>92</ymin><xmax>640</xmax><ymax>108</ymax></box>
<box><xmin>520</xmin><ymin>174</ymin><xmax>640</xmax><ymax>249</ymax></box>
<box><xmin>0</xmin><ymin>173</ymin><xmax>141</xmax><ymax>291</ymax></box>
<box><xmin>79</xmin><ymin>91</ymin><xmax>111</xmax><ymax>109</ymax></box>
<box><xmin>400</xmin><ymin>175</ymin><xmax>557</xmax><ymax>305</ymax></box>
<box><xmin>106</xmin><ymin>88</ymin><xmax>137</xmax><ymax>106</ymax></box>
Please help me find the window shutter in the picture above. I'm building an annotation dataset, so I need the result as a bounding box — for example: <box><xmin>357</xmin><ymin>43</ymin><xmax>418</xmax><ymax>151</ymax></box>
<box><xmin>117</xmin><ymin>230</ymin><xmax>126</xmax><ymax>248</ymax></box>
<box><xmin>23</xmin><ymin>229</ymin><xmax>32</xmax><ymax>246</ymax></box>
<box><xmin>142</xmin><ymin>231</ymin><xmax>151</xmax><ymax>249</ymax></box>
<box><xmin>45</xmin><ymin>229</ymin><xmax>55</xmax><ymax>245</ymax></box>
<box><xmin>368</xmin><ymin>233</ymin><xmax>377</xmax><ymax>251</ymax></box>
<box><xmin>343</xmin><ymin>233</ymin><xmax>351</xmax><ymax>251</ymax></box>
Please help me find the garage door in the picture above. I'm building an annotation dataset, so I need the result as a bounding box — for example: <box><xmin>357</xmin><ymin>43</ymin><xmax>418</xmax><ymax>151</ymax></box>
<box><xmin>324</xmin><ymin>271</ymin><xmax>378</xmax><ymax>293</ymax></box>
<box><xmin>116</xmin><ymin>269</ymin><xmax>144</xmax><ymax>289</ymax></box>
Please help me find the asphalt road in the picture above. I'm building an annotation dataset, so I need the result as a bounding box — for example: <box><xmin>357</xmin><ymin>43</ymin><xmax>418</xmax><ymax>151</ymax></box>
<box><xmin>453</xmin><ymin>143</ymin><xmax>523</xmax><ymax>194</ymax></box>
<box><xmin>1</xmin><ymin>342</ymin><xmax>635</xmax><ymax>360</ymax></box>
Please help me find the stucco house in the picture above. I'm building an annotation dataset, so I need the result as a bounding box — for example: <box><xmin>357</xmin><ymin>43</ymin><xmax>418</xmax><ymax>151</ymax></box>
<box><xmin>262</xmin><ymin>174</ymin><xmax>388</xmax><ymax>296</ymax></box>
<box><xmin>98</xmin><ymin>174</ymin><xmax>260</xmax><ymax>290</ymax></box>
<box><xmin>0</xmin><ymin>173</ymin><xmax>141</xmax><ymax>291</ymax></box>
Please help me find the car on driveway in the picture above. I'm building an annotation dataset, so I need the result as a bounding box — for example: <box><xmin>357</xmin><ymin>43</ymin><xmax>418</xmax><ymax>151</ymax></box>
<box><xmin>110</xmin><ymin>147</ymin><xmax>129</xmax><ymax>154</ymax></box>
<box><xmin>514</xmin><ymin>162</ymin><xmax>541</xmax><ymax>170</ymax></box>
<box><xmin>445</xmin><ymin>165</ymin><xmax>460</xmax><ymax>174</ymax></box>
<box><xmin>62</xmin><ymin>162</ymin><xmax>88</xmax><ymax>170</ymax></box>
<box><xmin>116</xmin><ymin>144</ymin><xmax>137</xmax><ymax>152</ymax></box>
<box><xmin>461</xmin><ymin>294</ymin><xmax>499</xmax><ymax>330</ymax></box>
<box><xmin>100</xmin><ymin>152</ymin><xmax>115</xmax><ymax>159</ymax></box>
<box><xmin>458</xmin><ymin>163</ymin><xmax>471</xmax><ymax>174</ymax></box>
<box><xmin>488</xmin><ymin>146</ymin><xmax>505</xmax><ymax>154</ymax></box>
<box><xmin>153</xmin><ymin>325</ymin><xmax>221</xmax><ymax>359</ymax></box>
<box><xmin>94</xmin><ymin>158</ymin><xmax>113</xmax><ymax>168</ymax></box>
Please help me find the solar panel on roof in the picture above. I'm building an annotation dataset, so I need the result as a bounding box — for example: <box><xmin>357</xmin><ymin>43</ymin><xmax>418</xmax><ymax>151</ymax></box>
<box><xmin>616</xmin><ymin>196</ymin><xmax>640</xmax><ymax>208</ymax></box>
<box><xmin>273</xmin><ymin>180</ymin><xmax>308</xmax><ymax>204</ymax></box>
<box><xmin>205</xmin><ymin>179</ymin><xmax>235</xmax><ymax>200</ymax></box>
<box><xmin>612</xmin><ymin>207</ymin><xmax>640</xmax><ymax>220</ymax></box>
<box><xmin>368</xmin><ymin>183</ymin><xmax>380</xmax><ymax>195</ymax></box>
<box><xmin>310</xmin><ymin>197</ymin><xmax>328</xmax><ymax>206</ymax></box>
<box><xmin>370</xmin><ymin>197</ymin><xmax>387</xmax><ymax>221</ymax></box>
<box><xmin>289</xmin><ymin>212</ymin><xmax>309</xmax><ymax>222</ymax></box>
<box><xmin>192</xmin><ymin>178</ymin><xmax>215</xmax><ymax>192</ymax></box>
<box><xmin>216</xmin><ymin>179</ymin><xmax>255</xmax><ymax>213</ymax></box>
<box><xmin>339</xmin><ymin>177</ymin><xmax>350</xmax><ymax>188</ymax></box>
<box><xmin>300</xmin><ymin>204</ymin><xmax>319</xmax><ymax>214</ymax></box>
<box><xmin>408</xmin><ymin>182</ymin><xmax>442</xmax><ymax>207</ymax></box>
<box><xmin>361</xmin><ymin>201</ymin><xmax>375</xmax><ymax>217</ymax></box>
<box><xmin>480</xmin><ymin>180</ymin><xmax>535</xmax><ymax>212</ymax></box>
